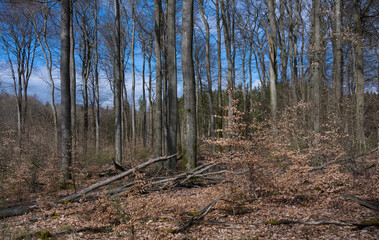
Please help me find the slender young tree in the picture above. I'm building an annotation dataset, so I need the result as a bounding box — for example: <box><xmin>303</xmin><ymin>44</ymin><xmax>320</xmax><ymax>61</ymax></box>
<box><xmin>154</xmin><ymin>0</ymin><xmax>163</xmax><ymax>158</ymax></box>
<box><xmin>353</xmin><ymin>0</ymin><xmax>365</xmax><ymax>148</ymax></box>
<box><xmin>70</xmin><ymin>0</ymin><xmax>76</xmax><ymax>157</ymax></box>
<box><xmin>30</xmin><ymin>3</ymin><xmax>58</xmax><ymax>153</ymax></box>
<box><xmin>182</xmin><ymin>0</ymin><xmax>196</xmax><ymax>170</ymax></box>
<box><xmin>94</xmin><ymin>0</ymin><xmax>100</xmax><ymax>155</ymax></box>
<box><xmin>267</xmin><ymin>0</ymin><xmax>278</xmax><ymax>126</ymax></box>
<box><xmin>311</xmin><ymin>0</ymin><xmax>321</xmax><ymax>134</ymax></box>
<box><xmin>199</xmin><ymin>0</ymin><xmax>215</xmax><ymax>138</ymax></box>
<box><xmin>167</xmin><ymin>0</ymin><xmax>178</xmax><ymax>169</ymax></box>
<box><xmin>215</xmin><ymin>0</ymin><xmax>223</xmax><ymax>138</ymax></box>
<box><xmin>61</xmin><ymin>0</ymin><xmax>72</xmax><ymax>181</ymax></box>
<box><xmin>219</xmin><ymin>0</ymin><xmax>234</xmax><ymax>134</ymax></box>
<box><xmin>114</xmin><ymin>0</ymin><xmax>123</xmax><ymax>164</ymax></box>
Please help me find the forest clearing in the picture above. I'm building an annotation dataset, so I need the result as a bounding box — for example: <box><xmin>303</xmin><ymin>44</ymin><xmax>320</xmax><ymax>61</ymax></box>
<box><xmin>0</xmin><ymin>0</ymin><xmax>378</xmax><ymax>239</ymax></box>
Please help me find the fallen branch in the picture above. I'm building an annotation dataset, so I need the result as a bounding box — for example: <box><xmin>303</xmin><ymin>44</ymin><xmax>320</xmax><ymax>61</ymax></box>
<box><xmin>58</xmin><ymin>154</ymin><xmax>177</xmax><ymax>202</ymax></box>
<box><xmin>311</xmin><ymin>148</ymin><xmax>378</xmax><ymax>171</ymax></box>
<box><xmin>342</xmin><ymin>194</ymin><xmax>379</xmax><ymax>212</ymax></box>
<box><xmin>66</xmin><ymin>163</ymin><xmax>222</xmax><ymax>202</ymax></box>
<box><xmin>173</xmin><ymin>194</ymin><xmax>227</xmax><ymax>233</ymax></box>
<box><xmin>266</xmin><ymin>219</ymin><xmax>379</xmax><ymax>229</ymax></box>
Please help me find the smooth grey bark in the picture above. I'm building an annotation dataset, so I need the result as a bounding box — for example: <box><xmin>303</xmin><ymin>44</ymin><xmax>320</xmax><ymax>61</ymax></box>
<box><xmin>287</xmin><ymin>0</ymin><xmax>298</xmax><ymax>104</ymax></box>
<box><xmin>215</xmin><ymin>0</ymin><xmax>223</xmax><ymax>138</ymax></box>
<box><xmin>154</xmin><ymin>0</ymin><xmax>163</xmax><ymax>157</ymax></box>
<box><xmin>70</xmin><ymin>0</ymin><xmax>77</xmax><ymax>157</ymax></box>
<box><xmin>240</xmin><ymin>41</ymin><xmax>247</xmax><ymax>124</ymax></box>
<box><xmin>31</xmin><ymin>4</ymin><xmax>58</xmax><ymax>153</ymax></box>
<box><xmin>148</xmin><ymin>41</ymin><xmax>154</xmax><ymax>147</ymax></box>
<box><xmin>141</xmin><ymin>39</ymin><xmax>147</xmax><ymax>148</ymax></box>
<box><xmin>60</xmin><ymin>0</ymin><xmax>72</xmax><ymax>181</ymax></box>
<box><xmin>278</xmin><ymin>0</ymin><xmax>288</xmax><ymax>87</ymax></box>
<box><xmin>353</xmin><ymin>0</ymin><xmax>365</xmax><ymax>148</ymax></box>
<box><xmin>130</xmin><ymin>1</ymin><xmax>136</xmax><ymax>149</ymax></box>
<box><xmin>267</xmin><ymin>0</ymin><xmax>278</xmax><ymax>126</ymax></box>
<box><xmin>94</xmin><ymin>0</ymin><xmax>100</xmax><ymax>155</ymax></box>
<box><xmin>114</xmin><ymin>0</ymin><xmax>122</xmax><ymax>164</ymax></box>
<box><xmin>78</xmin><ymin>7</ymin><xmax>92</xmax><ymax>154</ymax></box>
<box><xmin>182</xmin><ymin>0</ymin><xmax>196</xmax><ymax>170</ymax></box>
<box><xmin>219</xmin><ymin>0</ymin><xmax>234</xmax><ymax>135</ymax></box>
<box><xmin>332</xmin><ymin>0</ymin><xmax>343</xmax><ymax>114</ymax></box>
<box><xmin>311</xmin><ymin>0</ymin><xmax>321</xmax><ymax>134</ymax></box>
<box><xmin>167</xmin><ymin>0</ymin><xmax>178</xmax><ymax>169</ymax></box>
<box><xmin>199</xmin><ymin>0</ymin><xmax>215</xmax><ymax>138</ymax></box>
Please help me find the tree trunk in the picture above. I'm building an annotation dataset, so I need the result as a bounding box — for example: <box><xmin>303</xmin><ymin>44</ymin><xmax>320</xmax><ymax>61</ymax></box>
<box><xmin>182</xmin><ymin>0</ymin><xmax>196</xmax><ymax>170</ymax></box>
<box><xmin>94</xmin><ymin>0</ymin><xmax>100</xmax><ymax>155</ymax></box>
<box><xmin>114</xmin><ymin>0</ymin><xmax>122</xmax><ymax>164</ymax></box>
<box><xmin>267</xmin><ymin>0</ymin><xmax>278</xmax><ymax>126</ymax></box>
<box><xmin>148</xmin><ymin>41</ymin><xmax>154</xmax><ymax>147</ymax></box>
<box><xmin>154</xmin><ymin>0</ymin><xmax>163</xmax><ymax>158</ymax></box>
<box><xmin>353</xmin><ymin>0</ymin><xmax>365</xmax><ymax>148</ymax></box>
<box><xmin>60</xmin><ymin>0</ymin><xmax>72</xmax><ymax>181</ymax></box>
<box><xmin>215</xmin><ymin>0</ymin><xmax>223</xmax><ymax>139</ymax></box>
<box><xmin>220</xmin><ymin>0</ymin><xmax>234</xmax><ymax>135</ymax></box>
<box><xmin>142</xmin><ymin>41</ymin><xmax>147</xmax><ymax>148</ymax></box>
<box><xmin>131</xmin><ymin>3</ymin><xmax>136</xmax><ymax>150</ymax></box>
<box><xmin>199</xmin><ymin>0</ymin><xmax>215</xmax><ymax>138</ymax></box>
<box><xmin>70</xmin><ymin>0</ymin><xmax>76</xmax><ymax>157</ymax></box>
<box><xmin>311</xmin><ymin>0</ymin><xmax>321</xmax><ymax>134</ymax></box>
<box><xmin>167</xmin><ymin>0</ymin><xmax>178</xmax><ymax>169</ymax></box>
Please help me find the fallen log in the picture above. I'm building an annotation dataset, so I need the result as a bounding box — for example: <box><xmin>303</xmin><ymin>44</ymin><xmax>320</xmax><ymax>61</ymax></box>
<box><xmin>65</xmin><ymin>163</ymin><xmax>221</xmax><ymax>202</ymax></box>
<box><xmin>58</xmin><ymin>154</ymin><xmax>177</xmax><ymax>202</ymax></box>
<box><xmin>0</xmin><ymin>203</ymin><xmax>38</xmax><ymax>219</ymax></box>
<box><xmin>342</xmin><ymin>194</ymin><xmax>379</xmax><ymax>212</ymax></box>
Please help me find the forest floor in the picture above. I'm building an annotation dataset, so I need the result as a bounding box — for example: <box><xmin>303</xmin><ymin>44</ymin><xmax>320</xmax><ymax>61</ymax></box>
<box><xmin>1</xmin><ymin>150</ymin><xmax>378</xmax><ymax>239</ymax></box>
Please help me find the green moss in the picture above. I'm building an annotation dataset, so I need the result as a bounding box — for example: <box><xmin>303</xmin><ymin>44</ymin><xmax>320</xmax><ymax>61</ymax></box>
<box><xmin>50</xmin><ymin>215</ymin><xmax>61</xmax><ymax>219</ymax></box>
<box><xmin>360</xmin><ymin>219</ymin><xmax>379</xmax><ymax>224</ymax></box>
<box><xmin>35</xmin><ymin>230</ymin><xmax>52</xmax><ymax>239</ymax></box>
<box><xmin>189</xmin><ymin>211</ymin><xmax>200</xmax><ymax>216</ymax></box>
<box><xmin>56</xmin><ymin>200</ymin><xmax>70</xmax><ymax>204</ymax></box>
<box><xmin>59</xmin><ymin>182</ymin><xmax>74</xmax><ymax>190</ymax></box>
<box><xmin>266</xmin><ymin>220</ymin><xmax>280</xmax><ymax>225</ymax></box>
<box><xmin>168</xmin><ymin>229</ymin><xmax>178</xmax><ymax>234</ymax></box>
<box><xmin>314</xmin><ymin>185</ymin><xmax>322</xmax><ymax>191</ymax></box>
<box><xmin>17</xmin><ymin>230</ymin><xmax>53</xmax><ymax>240</ymax></box>
<box><xmin>266</xmin><ymin>219</ymin><xmax>286</xmax><ymax>225</ymax></box>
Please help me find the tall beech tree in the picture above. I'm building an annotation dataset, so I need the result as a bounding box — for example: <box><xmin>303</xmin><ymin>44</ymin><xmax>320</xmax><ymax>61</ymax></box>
<box><xmin>114</xmin><ymin>0</ymin><xmax>123</xmax><ymax>164</ymax></box>
<box><xmin>182</xmin><ymin>0</ymin><xmax>196</xmax><ymax>170</ymax></box>
<box><xmin>60</xmin><ymin>0</ymin><xmax>72</xmax><ymax>181</ymax></box>
<box><xmin>154</xmin><ymin>0</ymin><xmax>163</xmax><ymax>158</ymax></box>
<box><xmin>267</xmin><ymin>0</ymin><xmax>278</xmax><ymax>126</ymax></box>
<box><xmin>167</xmin><ymin>0</ymin><xmax>178</xmax><ymax>169</ymax></box>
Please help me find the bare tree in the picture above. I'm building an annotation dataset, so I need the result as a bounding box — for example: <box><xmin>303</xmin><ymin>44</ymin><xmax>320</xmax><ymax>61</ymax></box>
<box><xmin>0</xmin><ymin>2</ymin><xmax>37</xmax><ymax>145</ymax></box>
<box><xmin>167</xmin><ymin>0</ymin><xmax>178</xmax><ymax>169</ymax></box>
<box><xmin>70</xmin><ymin>0</ymin><xmax>77</xmax><ymax>157</ymax></box>
<box><xmin>219</xmin><ymin>0</ymin><xmax>234</xmax><ymax>134</ymax></box>
<box><xmin>182</xmin><ymin>0</ymin><xmax>196</xmax><ymax>169</ymax></box>
<box><xmin>114</xmin><ymin>0</ymin><xmax>123</xmax><ymax>164</ymax></box>
<box><xmin>199</xmin><ymin>0</ymin><xmax>215</xmax><ymax>138</ymax></box>
<box><xmin>154</xmin><ymin>0</ymin><xmax>163</xmax><ymax>158</ymax></box>
<box><xmin>267</xmin><ymin>0</ymin><xmax>278</xmax><ymax>126</ymax></box>
<box><xmin>30</xmin><ymin>2</ymin><xmax>59</xmax><ymax>153</ymax></box>
<box><xmin>353</xmin><ymin>0</ymin><xmax>365</xmax><ymax>148</ymax></box>
<box><xmin>311</xmin><ymin>0</ymin><xmax>321</xmax><ymax>134</ymax></box>
<box><xmin>61</xmin><ymin>0</ymin><xmax>72</xmax><ymax>181</ymax></box>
